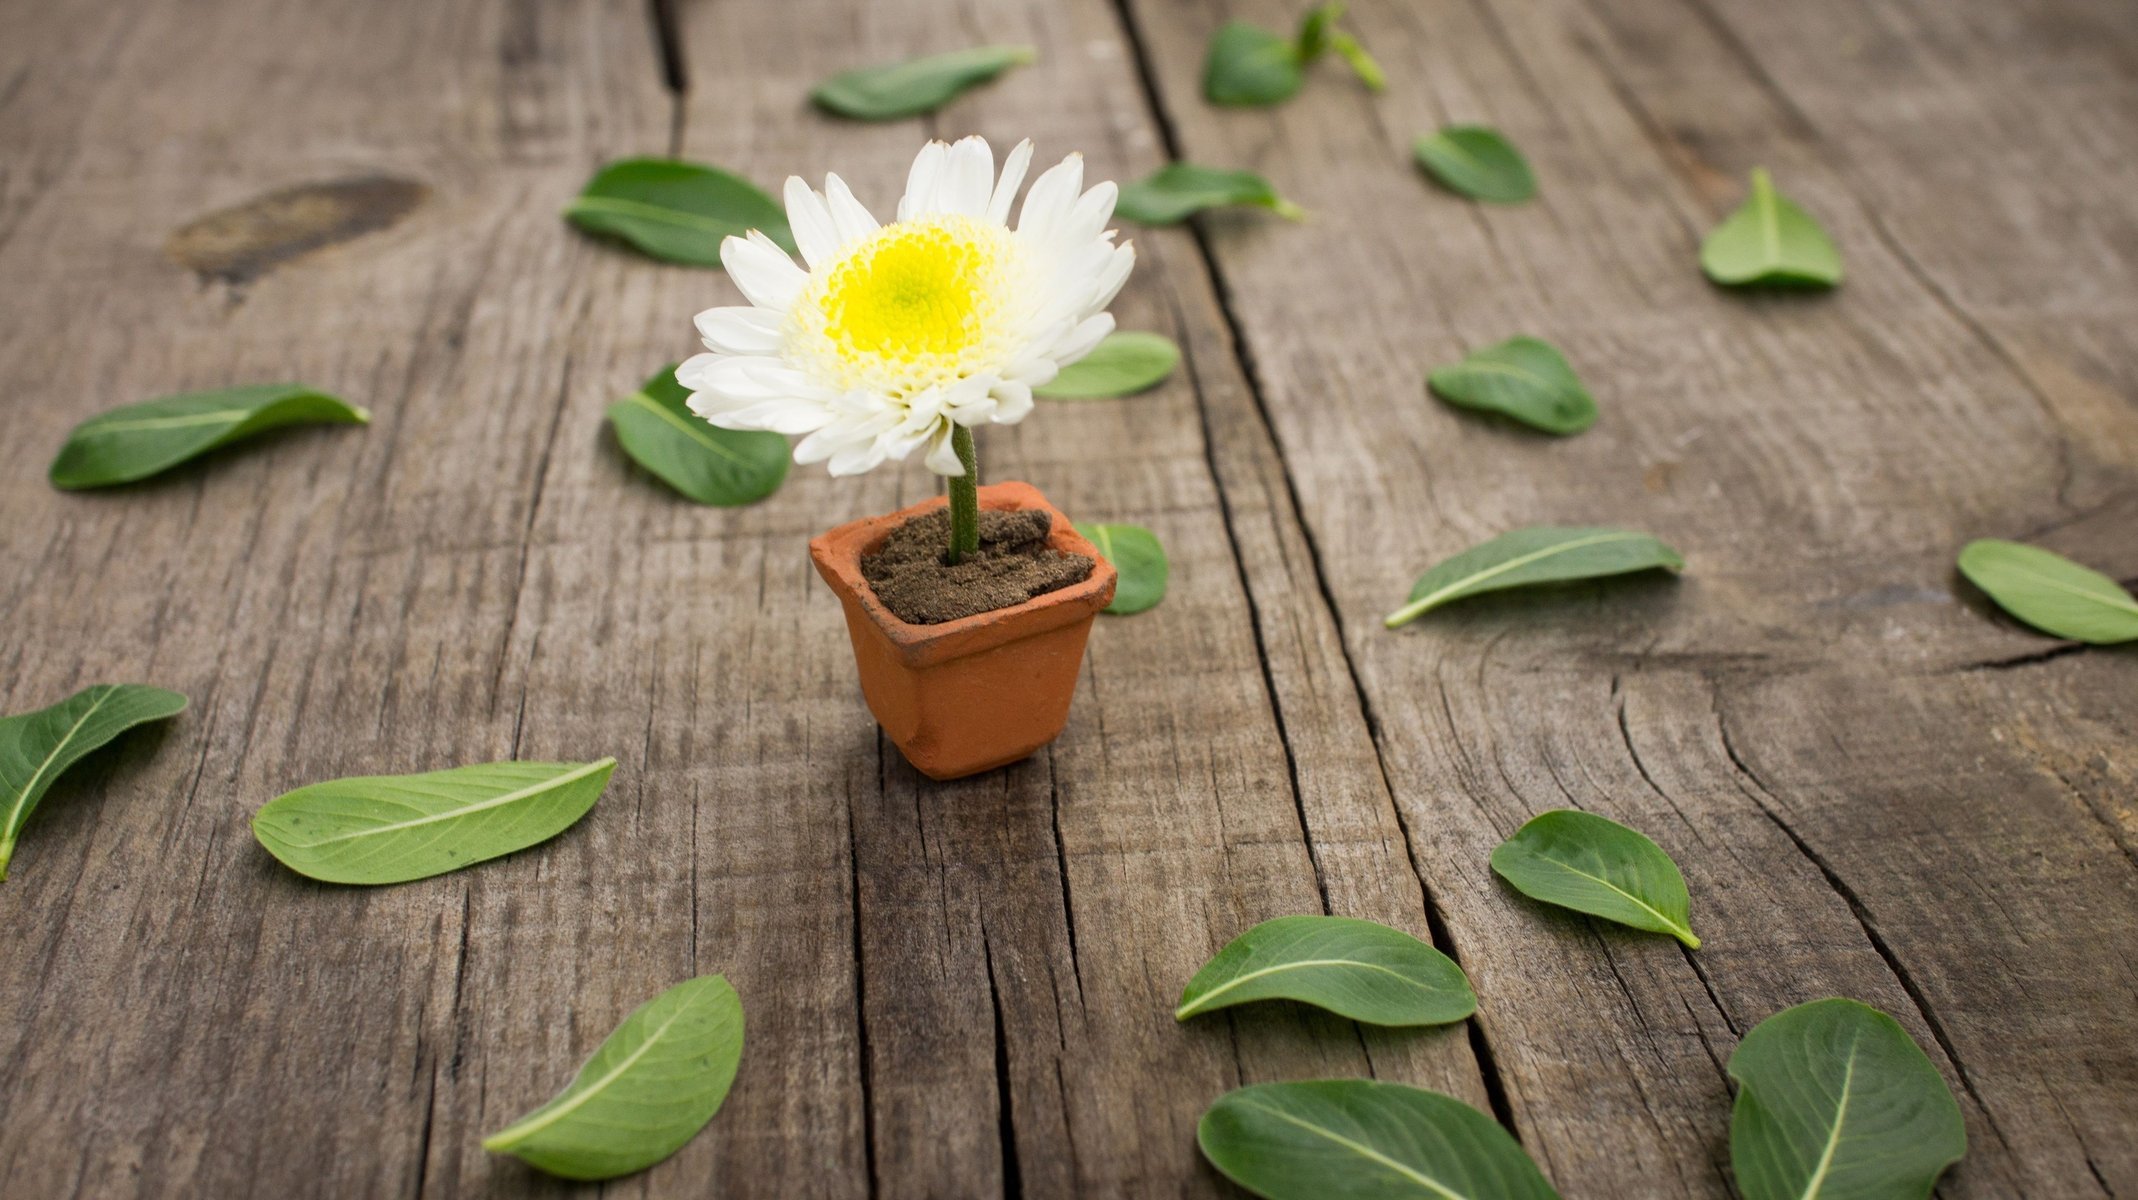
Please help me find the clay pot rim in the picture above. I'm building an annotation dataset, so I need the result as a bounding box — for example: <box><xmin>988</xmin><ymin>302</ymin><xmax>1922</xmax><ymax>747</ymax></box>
<box><xmin>808</xmin><ymin>480</ymin><xmax>1117</xmax><ymax>668</ymax></box>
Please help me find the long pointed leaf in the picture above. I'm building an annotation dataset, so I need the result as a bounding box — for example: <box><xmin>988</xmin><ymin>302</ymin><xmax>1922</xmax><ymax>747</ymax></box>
<box><xmin>1490</xmin><ymin>809</ymin><xmax>1700</xmax><ymax>947</ymax></box>
<box><xmin>50</xmin><ymin>385</ymin><xmax>366</xmax><ymax>489</ymax></box>
<box><xmin>1385</xmin><ymin>526</ymin><xmax>1683</xmax><ymax>628</ymax></box>
<box><xmin>1176</xmin><ymin>915</ymin><xmax>1475</xmax><ymax>1026</ymax></box>
<box><xmin>485</xmin><ymin>975</ymin><xmax>745</xmax><ymax>1181</ymax></box>
<box><xmin>1199</xmin><ymin>1080</ymin><xmax>1560</xmax><ymax>1200</ymax></box>
<box><xmin>0</xmin><ymin>684</ymin><xmax>187</xmax><ymax>881</ymax></box>
<box><xmin>251</xmin><ymin>758</ymin><xmax>615</xmax><ymax>885</ymax></box>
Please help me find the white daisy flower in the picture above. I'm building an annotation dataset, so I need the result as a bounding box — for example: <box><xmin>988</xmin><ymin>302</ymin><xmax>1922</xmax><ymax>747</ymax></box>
<box><xmin>680</xmin><ymin>136</ymin><xmax>1135</xmax><ymax>478</ymax></box>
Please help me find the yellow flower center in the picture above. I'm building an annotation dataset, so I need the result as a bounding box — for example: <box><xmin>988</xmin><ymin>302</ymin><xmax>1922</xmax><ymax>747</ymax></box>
<box><xmin>790</xmin><ymin>215</ymin><xmax>1029</xmax><ymax>397</ymax></box>
<box><xmin>823</xmin><ymin>222</ymin><xmax>984</xmax><ymax>361</ymax></box>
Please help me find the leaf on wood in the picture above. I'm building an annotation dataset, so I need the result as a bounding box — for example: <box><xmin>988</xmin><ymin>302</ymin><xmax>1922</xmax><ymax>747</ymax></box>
<box><xmin>1203</xmin><ymin>22</ymin><xmax>1305</xmax><ymax>106</ymax></box>
<box><xmin>251</xmin><ymin>758</ymin><xmax>616</xmax><ymax>885</ymax></box>
<box><xmin>1176</xmin><ymin>914</ymin><xmax>1475</xmax><ymax>1026</ymax></box>
<box><xmin>1490</xmin><ymin>809</ymin><xmax>1700</xmax><ymax>947</ymax></box>
<box><xmin>1427</xmin><ymin>336</ymin><xmax>1595</xmax><ymax>434</ymax></box>
<box><xmin>1414</xmin><ymin>126</ymin><xmax>1536</xmax><ymax>204</ymax></box>
<box><xmin>1036</xmin><ymin>332</ymin><xmax>1180</xmax><ymax>399</ymax></box>
<box><xmin>1385</xmin><ymin>527</ymin><xmax>1684</xmax><ymax>628</ymax></box>
<box><xmin>1700</xmin><ymin>168</ymin><xmax>1842</xmax><ymax>288</ymax></box>
<box><xmin>0</xmin><ymin>685</ymin><xmax>186</xmax><ymax>882</ymax></box>
<box><xmin>1115</xmin><ymin>164</ymin><xmax>1304</xmax><ymax>226</ymax></box>
<box><xmin>485</xmin><ymin>975</ymin><xmax>745</xmax><ymax>1181</ymax></box>
<box><xmin>1203</xmin><ymin>4</ymin><xmax>1382</xmax><ymax>107</ymax></box>
<box><xmin>49</xmin><ymin>385</ymin><xmax>367</xmax><ymax>489</ymax></box>
<box><xmin>566</xmin><ymin>158</ymin><xmax>794</xmax><ymax>267</ymax></box>
<box><xmin>1957</xmin><ymin>539</ymin><xmax>2138</xmax><ymax>644</ymax></box>
<box><xmin>1199</xmin><ymin>1080</ymin><xmax>1561</xmax><ymax>1200</ymax></box>
<box><xmin>1077</xmin><ymin>522</ymin><xmax>1168</xmax><ymax>614</ymax></box>
<box><xmin>609</xmin><ymin>364</ymin><xmax>789</xmax><ymax>505</ymax></box>
<box><xmin>1729</xmin><ymin>998</ymin><xmax>1966</xmax><ymax>1200</ymax></box>
<box><xmin>809</xmin><ymin>46</ymin><xmax>1035</xmax><ymax>121</ymax></box>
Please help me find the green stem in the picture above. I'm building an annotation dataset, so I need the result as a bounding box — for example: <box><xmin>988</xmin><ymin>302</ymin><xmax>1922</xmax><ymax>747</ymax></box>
<box><xmin>947</xmin><ymin>425</ymin><xmax>979</xmax><ymax>563</ymax></box>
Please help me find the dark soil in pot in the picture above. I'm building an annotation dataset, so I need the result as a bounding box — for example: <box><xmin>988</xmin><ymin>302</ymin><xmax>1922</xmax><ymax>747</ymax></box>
<box><xmin>862</xmin><ymin>507</ymin><xmax>1095</xmax><ymax>625</ymax></box>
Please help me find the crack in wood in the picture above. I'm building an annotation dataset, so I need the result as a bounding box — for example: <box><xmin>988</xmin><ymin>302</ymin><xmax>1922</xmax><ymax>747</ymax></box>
<box><xmin>1712</xmin><ymin>703</ymin><xmax>2019</xmax><ymax>1162</ymax></box>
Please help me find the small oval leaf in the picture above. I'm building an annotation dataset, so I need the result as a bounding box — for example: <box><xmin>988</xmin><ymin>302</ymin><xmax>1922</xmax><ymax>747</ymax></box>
<box><xmin>1199</xmin><ymin>1080</ymin><xmax>1561</xmax><ymax>1200</ymax></box>
<box><xmin>485</xmin><ymin>975</ymin><xmax>745</xmax><ymax>1181</ymax></box>
<box><xmin>1385</xmin><ymin>526</ymin><xmax>1683</xmax><ymax>628</ymax></box>
<box><xmin>1490</xmin><ymin>809</ymin><xmax>1700</xmax><ymax>948</ymax></box>
<box><xmin>1115</xmin><ymin>164</ymin><xmax>1304</xmax><ymax>226</ymax></box>
<box><xmin>1957</xmin><ymin>539</ymin><xmax>2138</xmax><ymax>644</ymax></box>
<box><xmin>1076</xmin><ymin>523</ymin><xmax>1168</xmax><ymax>614</ymax></box>
<box><xmin>1036</xmin><ymin>332</ymin><xmax>1180</xmax><ymax>399</ymax></box>
<box><xmin>566</xmin><ymin>158</ymin><xmax>793</xmax><ymax>267</ymax></box>
<box><xmin>252</xmin><ymin>758</ymin><xmax>616</xmax><ymax>885</ymax></box>
<box><xmin>1729</xmin><ymin>998</ymin><xmax>1966</xmax><ymax>1200</ymax></box>
<box><xmin>609</xmin><ymin>364</ymin><xmax>788</xmax><ymax>505</ymax></box>
<box><xmin>1176</xmin><ymin>915</ymin><xmax>1475</xmax><ymax>1026</ymax></box>
<box><xmin>810</xmin><ymin>45</ymin><xmax>1035</xmax><ymax>121</ymax></box>
<box><xmin>1202</xmin><ymin>22</ymin><xmax>1305</xmax><ymax>106</ymax></box>
<box><xmin>1</xmin><ymin>684</ymin><xmax>187</xmax><ymax>882</ymax></box>
<box><xmin>1414</xmin><ymin>126</ymin><xmax>1536</xmax><ymax>203</ymax></box>
<box><xmin>1701</xmin><ymin>168</ymin><xmax>1842</xmax><ymax>288</ymax></box>
<box><xmin>1428</xmin><ymin>336</ymin><xmax>1595</xmax><ymax>434</ymax></box>
<box><xmin>49</xmin><ymin>385</ymin><xmax>367</xmax><ymax>489</ymax></box>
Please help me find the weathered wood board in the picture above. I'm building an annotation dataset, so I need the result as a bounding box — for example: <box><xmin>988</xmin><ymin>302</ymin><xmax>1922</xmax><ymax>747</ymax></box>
<box><xmin>0</xmin><ymin>0</ymin><xmax>2130</xmax><ymax>1196</ymax></box>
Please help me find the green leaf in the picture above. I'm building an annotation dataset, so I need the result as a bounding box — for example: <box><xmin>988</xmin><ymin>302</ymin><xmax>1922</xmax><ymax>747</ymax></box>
<box><xmin>1490</xmin><ymin>810</ymin><xmax>1700</xmax><ymax>948</ymax></box>
<box><xmin>251</xmin><ymin>758</ymin><xmax>616</xmax><ymax>885</ymax></box>
<box><xmin>1298</xmin><ymin>4</ymin><xmax>1384</xmax><ymax>88</ymax></box>
<box><xmin>1729</xmin><ymin>998</ymin><xmax>1966</xmax><ymax>1200</ymax></box>
<box><xmin>1176</xmin><ymin>915</ymin><xmax>1475</xmax><ymax>1026</ymax></box>
<box><xmin>1115</xmin><ymin>164</ymin><xmax>1304</xmax><ymax>226</ymax></box>
<box><xmin>1203</xmin><ymin>22</ymin><xmax>1305</xmax><ymax>106</ymax></box>
<box><xmin>1427</xmin><ymin>336</ymin><xmax>1595</xmax><ymax>434</ymax></box>
<box><xmin>809</xmin><ymin>45</ymin><xmax>1035</xmax><ymax>121</ymax></box>
<box><xmin>1384</xmin><ymin>526</ymin><xmax>1683</xmax><ymax>629</ymax></box>
<box><xmin>0</xmin><ymin>685</ymin><xmax>186</xmax><ymax>882</ymax></box>
<box><xmin>1700</xmin><ymin>168</ymin><xmax>1842</xmax><ymax>288</ymax></box>
<box><xmin>1199</xmin><ymin>1080</ymin><xmax>1560</xmax><ymax>1200</ymax></box>
<box><xmin>1204</xmin><ymin>5</ymin><xmax>1381</xmax><ymax>106</ymax></box>
<box><xmin>49</xmin><ymin>385</ymin><xmax>367</xmax><ymax>489</ymax></box>
<box><xmin>1036</xmin><ymin>332</ymin><xmax>1180</xmax><ymax>399</ymax></box>
<box><xmin>565</xmin><ymin>158</ymin><xmax>794</xmax><ymax>267</ymax></box>
<box><xmin>1077</xmin><ymin>523</ymin><xmax>1168</xmax><ymax>614</ymax></box>
<box><xmin>1413</xmin><ymin>126</ymin><xmax>1536</xmax><ymax>204</ymax></box>
<box><xmin>1957</xmin><ymin>539</ymin><xmax>2138</xmax><ymax>644</ymax></box>
<box><xmin>485</xmin><ymin>975</ymin><xmax>745</xmax><ymax>1181</ymax></box>
<box><xmin>608</xmin><ymin>364</ymin><xmax>789</xmax><ymax>505</ymax></box>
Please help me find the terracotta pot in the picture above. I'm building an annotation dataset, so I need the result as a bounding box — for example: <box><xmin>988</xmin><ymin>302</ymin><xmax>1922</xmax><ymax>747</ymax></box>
<box><xmin>810</xmin><ymin>481</ymin><xmax>1117</xmax><ymax>781</ymax></box>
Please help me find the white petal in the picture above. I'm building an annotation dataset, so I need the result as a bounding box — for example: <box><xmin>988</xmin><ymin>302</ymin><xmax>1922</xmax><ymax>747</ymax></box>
<box><xmin>986</xmin><ymin>139</ymin><xmax>1035</xmax><ymax>226</ymax></box>
<box><xmin>1017</xmin><ymin>153</ymin><xmax>1084</xmax><ymax>242</ymax></box>
<box><xmin>827</xmin><ymin>440</ymin><xmax>891</xmax><ymax>477</ymax></box>
<box><xmin>1092</xmin><ymin>241</ymin><xmax>1136</xmax><ymax>310</ymax></box>
<box><xmin>923</xmin><ymin>422</ymin><xmax>964</xmax><ymax>475</ymax></box>
<box><xmin>1008</xmin><ymin>356</ymin><xmax>1061</xmax><ymax>387</ymax></box>
<box><xmin>783</xmin><ymin>176</ymin><xmax>840</xmax><ymax>269</ymax></box>
<box><xmin>693</xmin><ymin>306</ymin><xmax>783</xmax><ymax>355</ymax></box>
<box><xmin>988</xmin><ymin>380</ymin><xmax>1034</xmax><ymax>425</ymax></box>
<box><xmin>898</xmin><ymin>141</ymin><xmax>948</xmax><ymax>223</ymax></box>
<box><xmin>937</xmin><ymin>136</ymin><xmax>995</xmax><ymax>218</ymax></box>
<box><xmin>822</xmin><ymin>174</ymin><xmax>880</xmax><ymax>244</ymax></box>
<box><xmin>721</xmin><ymin>234</ymin><xmax>806</xmax><ymax>310</ymax></box>
<box><xmin>1054</xmin><ymin>313</ymin><xmax>1114</xmax><ymax>365</ymax></box>
<box><xmin>1062</xmin><ymin>180</ymin><xmax>1119</xmax><ymax>245</ymax></box>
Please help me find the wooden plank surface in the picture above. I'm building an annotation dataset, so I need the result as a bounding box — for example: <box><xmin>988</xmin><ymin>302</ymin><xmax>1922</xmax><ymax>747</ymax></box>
<box><xmin>0</xmin><ymin>0</ymin><xmax>2131</xmax><ymax>1197</ymax></box>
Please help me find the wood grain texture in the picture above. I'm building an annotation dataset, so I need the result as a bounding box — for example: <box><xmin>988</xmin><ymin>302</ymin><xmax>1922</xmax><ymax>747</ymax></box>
<box><xmin>1121</xmin><ymin>0</ymin><xmax>2137</xmax><ymax>1194</ymax></box>
<box><xmin>0</xmin><ymin>0</ymin><xmax>2131</xmax><ymax>1195</ymax></box>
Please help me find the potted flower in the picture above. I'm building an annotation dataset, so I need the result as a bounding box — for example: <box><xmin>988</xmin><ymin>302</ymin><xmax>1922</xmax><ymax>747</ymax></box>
<box><xmin>680</xmin><ymin>137</ymin><xmax>1134</xmax><ymax>779</ymax></box>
